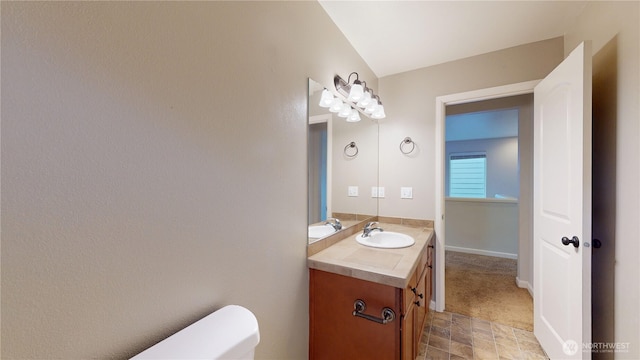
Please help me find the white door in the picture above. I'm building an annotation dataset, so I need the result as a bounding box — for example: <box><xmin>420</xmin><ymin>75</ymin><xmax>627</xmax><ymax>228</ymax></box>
<box><xmin>533</xmin><ymin>42</ymin><xmax>592</xmax><ymax>359</ymax></box>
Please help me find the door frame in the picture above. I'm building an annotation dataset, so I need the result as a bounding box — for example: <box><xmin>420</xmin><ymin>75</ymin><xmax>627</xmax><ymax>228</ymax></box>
<box><xmin>310</xmin><ymin>114</ymin><xmax>333</xmax><ymax>221</ymax></box>
<box><xmin>434</xmin><ymin>80</ymin><xmax>540</xmax><ymax>312</ymax></box>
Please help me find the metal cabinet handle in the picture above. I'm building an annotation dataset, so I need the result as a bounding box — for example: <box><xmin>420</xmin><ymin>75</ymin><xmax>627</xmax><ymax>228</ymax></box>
<box><xmin>410</xmin><ymin>287</ymin><xmax>424</xmax><ymax>299</ymax></box>
<box><xmin>352</xmin><ymin>299</ymin><xmax>395</xmax><ymax>324</ymax></box>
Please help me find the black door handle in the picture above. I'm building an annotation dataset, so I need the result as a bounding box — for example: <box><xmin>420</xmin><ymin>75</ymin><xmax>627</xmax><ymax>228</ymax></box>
<box><xmin>562</xmin><ymin>236</ymin><xmax>580</xmax><ymax>248</ymax></box>
<box><xmin>593</xmin><ymin>239</ymin><xmax>602</xmax><ymax>248</ymax></box>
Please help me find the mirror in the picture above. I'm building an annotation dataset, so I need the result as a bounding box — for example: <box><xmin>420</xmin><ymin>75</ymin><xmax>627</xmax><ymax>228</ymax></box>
<box><xmin>308</xmin><ymin>78</ymin><xmax>378</xmax><ymax>243</ymax></box>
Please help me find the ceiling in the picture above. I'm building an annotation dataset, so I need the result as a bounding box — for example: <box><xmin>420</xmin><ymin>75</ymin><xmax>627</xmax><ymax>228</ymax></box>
<box><xmin>319</xmin><ymin>1</ymin><xmax>587</xmax><ymax>78</ymax></box>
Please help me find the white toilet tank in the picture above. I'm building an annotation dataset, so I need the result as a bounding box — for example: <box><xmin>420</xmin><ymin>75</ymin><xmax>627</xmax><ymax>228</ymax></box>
<box><xmin>131</xmin><ymin>305</ymin><xmax>260</xmax><ymax>360</ymax></box>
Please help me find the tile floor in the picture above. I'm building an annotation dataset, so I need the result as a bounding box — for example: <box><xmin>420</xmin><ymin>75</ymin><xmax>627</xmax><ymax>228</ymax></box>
<box><xmin>417</xmin><ymin>310</ymin><xmax>548</xmax><ymax>360</ymax></box>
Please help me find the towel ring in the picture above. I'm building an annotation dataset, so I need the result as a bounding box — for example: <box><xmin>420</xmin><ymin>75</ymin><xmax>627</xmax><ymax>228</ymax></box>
<box><xmin>344</xmin><ymin>142</ymin><xmax>358</xmax><ymax>158</ymax></box>
<box><xmin>399</xmin><ymin>137</ymin><xmax>415</xmax><ymax>155</ymax></box>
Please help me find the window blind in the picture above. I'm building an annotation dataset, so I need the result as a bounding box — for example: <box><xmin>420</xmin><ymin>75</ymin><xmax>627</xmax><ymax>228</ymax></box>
<box><xmin>449</xmin><ymin>153</ymin><xmax>487</xmax><ymax>198</ymax></box>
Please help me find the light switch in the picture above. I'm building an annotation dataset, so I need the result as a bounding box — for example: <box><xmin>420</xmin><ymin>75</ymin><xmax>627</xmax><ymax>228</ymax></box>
<box><xmin>371</xmin><ymin>187</ymin><xmax>385</xmax><ymax>198</ymax></box>
<box><xmin>348</xmin><ymin>186</ymin><xmax>359</xmax><ymax>197</ymax></box>
<box><xmin>401</xmin><ymin>187</ymin><xmax>413</xmax><ymax>199</ymax></box>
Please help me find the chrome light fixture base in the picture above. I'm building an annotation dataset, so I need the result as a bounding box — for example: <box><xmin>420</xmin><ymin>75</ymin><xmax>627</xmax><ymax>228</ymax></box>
<box><xmin>333</xmin><ymin>72</ymin><xmax>385</xmax><ymax>120</ymax></box>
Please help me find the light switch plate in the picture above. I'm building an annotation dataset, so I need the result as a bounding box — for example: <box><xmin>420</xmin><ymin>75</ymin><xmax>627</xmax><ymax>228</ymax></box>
<box><xmin>371</xmin><ymin>187</ymin><xmax>385</xmax><ymax>198</ymax></box>
<box><xmin>401</xmin><ymin>187</ymin><xmax>413</xmax><ymax>199</ymax></box>
<box><xmin>348</xmin><ymin>186</ymin><xmax>359</xmax><ymax>197</ymax></box>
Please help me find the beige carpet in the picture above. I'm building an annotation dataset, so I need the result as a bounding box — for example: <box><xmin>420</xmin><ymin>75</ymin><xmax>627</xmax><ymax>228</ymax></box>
<box><xmin>445</xmin><ymin>251</ymin><xmax>533</xmax><ymax>331</ymax></box>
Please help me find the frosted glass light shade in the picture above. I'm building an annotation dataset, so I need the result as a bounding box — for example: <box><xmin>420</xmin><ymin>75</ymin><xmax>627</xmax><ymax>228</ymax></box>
<box><xmin>329</xmin><ymin>98</ymin><xmax>343</xmax><ymax>113</ymax></box>
<box><xmin>347</xmin><ymin>109</ymin><xmax>361</xmax><ymax>122</ymax></box>
<box><xmin>372</xmin><ymin>104</ymin><xmax>386</xmax><ymax>119</ymax></box>
<box><xmin>347</xmin><ymin>83</ymin><xmax>364</xmax><ymax>102</ymax></box>
<box><xmin>365</xmin><ymin>100</ymin><xmax>378</xmax><ymax>114</ymax></box>
<box><xmin>357</xmin><ymin>92</ymin><xmax>372</xmax><ymax>108</ymax></box>
<box><xmin>338</xmin><ymin>103</ymin><xmax>352</xmax><ymax>118</ymax></box>
<box><xmin>319</xmin><ymin>89</ymin><xmax>334</xmax><ymax>108</ymax></box>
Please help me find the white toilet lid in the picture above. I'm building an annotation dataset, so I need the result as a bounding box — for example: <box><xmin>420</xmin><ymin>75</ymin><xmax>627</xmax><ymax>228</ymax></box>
<box><xmin>131</xmin><ymin>305</ymin><xmax>260</xmax><ymax>359</ymax></box>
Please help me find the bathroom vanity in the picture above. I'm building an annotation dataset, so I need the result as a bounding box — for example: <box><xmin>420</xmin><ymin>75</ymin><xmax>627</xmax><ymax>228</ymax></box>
<box><xmin>308</xmin><ymin>223</ymin><xmax>434</xmax><ymax>360</ymax></box>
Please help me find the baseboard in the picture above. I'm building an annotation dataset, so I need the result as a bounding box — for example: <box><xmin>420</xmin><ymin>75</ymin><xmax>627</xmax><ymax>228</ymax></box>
<box><xmin>429</xmin><ymin>300</ymin><xmax>436</xmax><ymax>310</ymax></box>
<box><xmin>516</xmin><ymin>277</ymin><xmax>534</xmax><ymax>297</ymax></box>
<box><xmin>445</xmin><ymin>245</ymin><xmax>517</xmax><ymax>259</ymax></box>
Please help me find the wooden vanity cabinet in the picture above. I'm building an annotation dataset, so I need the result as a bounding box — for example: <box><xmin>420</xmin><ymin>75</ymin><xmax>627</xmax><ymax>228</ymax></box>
<box><xmin>309</xmin><ymin>237</ymin><xmax>434</xmax><ymax>360</ymax></box>
<box><xmin>401</xmin><ymin>239</ymin><xmax>433</xmax><ymax>360</ymax></box>
<box><xmin>309</xmin><ymin>269</ymin><xmax>401</xmax><ymax>360</ymax></box>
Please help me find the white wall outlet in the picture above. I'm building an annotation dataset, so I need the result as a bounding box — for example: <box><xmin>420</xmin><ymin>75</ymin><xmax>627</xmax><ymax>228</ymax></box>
<box><xmin>378</xmin><ymin>187</ymin><xmax>385</xmax><ymax>198</ymax></box>
<box><xmin>348</xmin><ymin>186</ymin><xmax>359</xmax><ymax>197</ymax></box>
<box><xmin>401</xmin><ymin>187</ymin><xmax>413</xmax><ymax>199</ymax></box>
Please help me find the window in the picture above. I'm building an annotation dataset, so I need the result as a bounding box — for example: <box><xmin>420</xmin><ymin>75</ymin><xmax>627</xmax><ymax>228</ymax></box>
<box><xmin>449</xmin><ymin>153</ymin><xmax>487</xmax><ymax>198</ymax></box>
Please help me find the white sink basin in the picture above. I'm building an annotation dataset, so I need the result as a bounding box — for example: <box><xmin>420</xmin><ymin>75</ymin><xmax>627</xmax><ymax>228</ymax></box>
<box><xmin>355</xmin><ymin>231</ymin><xmax>415</xmax><ymax>249</ymax></box>
<box><xmin>308</xmin><ymin>224</ymin><xmax>337</xmax><ymax>238</ymax></box>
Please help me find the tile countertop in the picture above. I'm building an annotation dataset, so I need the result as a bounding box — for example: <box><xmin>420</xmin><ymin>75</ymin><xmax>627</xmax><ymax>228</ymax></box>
<box><xmin>307</xmin><ymin>223</ymin><xmax>434</xmax><ymax>289</ymax></box>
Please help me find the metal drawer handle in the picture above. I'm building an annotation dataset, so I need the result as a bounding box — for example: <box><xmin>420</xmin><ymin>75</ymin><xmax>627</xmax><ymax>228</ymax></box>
<box><xmin>352</xmin><ymin>299</ymin><xmax>395</xmax><ymax>324</ymax></box>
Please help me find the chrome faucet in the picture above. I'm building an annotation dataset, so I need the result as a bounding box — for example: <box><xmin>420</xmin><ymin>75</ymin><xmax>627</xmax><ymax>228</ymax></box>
<box><xmin>325</xmin><ymin>218</ymin><xmax>342</xmax><ymax>231</ymax></box>
<box><xmin>362</xmin><ymin>221</ymin><xmax>384</xmax><ymax>237</ymax></box>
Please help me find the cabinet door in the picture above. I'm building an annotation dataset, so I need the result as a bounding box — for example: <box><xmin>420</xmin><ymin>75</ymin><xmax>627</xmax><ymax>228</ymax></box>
<box><xmin>414</xmin><ymin>267</ymin><xmax>428</xmax><ymax>350</ymax></box>
<box><xmin>403</xmin><ymin>270</ymin><xmax>418</xmax><ymax>314</ymax></box>
<box><xmin>426</xmin><ymin>242</ymin><xmax>433</xmax><ymax>305</ymax></box>
<box><xmin>310</xmin><ymin>269</ymin><xmax>401</xmax><ymax>360</ymax></box>
<box><xmin>401</xmin><ymin>303</ymin><xmax>415</xmax><ymax>360</ymax></box>
<box><xmin>413</xmin><ymin>240</ymin><xmax>434</xmax><ymax>355</ymax></box>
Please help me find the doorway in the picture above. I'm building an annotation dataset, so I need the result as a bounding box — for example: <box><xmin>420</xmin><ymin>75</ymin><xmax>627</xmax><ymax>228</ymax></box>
<box><xmin>443</xmin><ymin>95</ymin><xmax>533</xmax><ymax>330</ymax></box>
<box><xmin>434</xmin><ymin>80</ymin><xmax>540</xmax><ymax>314</ymax></box>
<box><xmin>309</xmin><ymin>114</ymin><xmax>333</xmax><ymax>224</ymax></box>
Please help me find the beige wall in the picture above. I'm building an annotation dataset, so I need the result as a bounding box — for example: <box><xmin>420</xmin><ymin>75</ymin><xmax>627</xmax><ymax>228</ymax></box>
<box><xmin>307</xmin><ymin>83</ymin><xmax>379</xmax><ymax>225</ymax></box>
<box><xmin>1</xmin><ymin>2</ymin><xmax>375</xmax><ymax>359</ymax></box>
<box><xmin>331</xmin><ymin>115</ymin><xmax>379</xmax><ymax>218</ymax></box>
<box><xmin>564</xmin><ymin>2</ymin><xmax>640</xmax><ymax>358</ymax></box>
<box><xmin>377</xmin><ymin>2</ymin><xmax>639</xmax><ymax>356</ymax></box>
<box><xmin>445</xmin><ymin>199</ymin><xmax>519</xmax><ymax>257</ymax></box>
<box><xmin>4</xmin><ymin>2</ymin><xmax>638</xmax><ymax>359</ymax></box>
<box><xmin>377</xmin><ymin>37</ymin><xmax>563</xmax><ymax>221</ymax></box>
<box><xmin>445</xmin><ymin>137</ymin><xmax>520</xmax><ymax>198</ymax></box>
<box><xmin>378</xmin><ymin>38</ymin><xmax>563</xmax><ymax>289</ymax></box>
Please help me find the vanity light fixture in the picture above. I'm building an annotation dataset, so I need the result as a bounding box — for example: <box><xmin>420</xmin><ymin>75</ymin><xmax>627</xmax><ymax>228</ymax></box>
<box><xmin>319</xmin><ymin>89</ymin><xmax>334</xmax><ymax>108</ymax></box>
<box><xmin>356</xmin><ymin>91</ymin><xmax>373</xmax><ymax>108</ymax></box>
<box><xmin>338</xmin><ymin>103</ymin><xmax>352</xmax><ymax>118</ymax></box>
<box><xmin>324</xmin><ymin>90</ymin><xmax>359</xmax><ymax>121</ymax></box>
<box><xmin>346</xmin><ymin>74</ymin><xmax>364</xmax><ymax>102</ymax></box>
<box><xmin>334</xmin><ymin>72</ymin><xmax>385</xmax><ymax>119</ymax></box>
<box><xmin>364</xmin><ymin>99</ymin><xmax>377</xmax><ymax>114</ymax></box>
<box><xmin>347</xmin><ymin>109</ymin><xmax>361</xmax><ymax>122</ymax></box>
<box><xmin>371</xmin><ymin>99</ymin><xmax>386</xmax><ymax>119</ymax></box>
<box><xmin>328</xmin><ymin>98</ymin><xmax>343</xmax><ymax>113</ymax></box>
